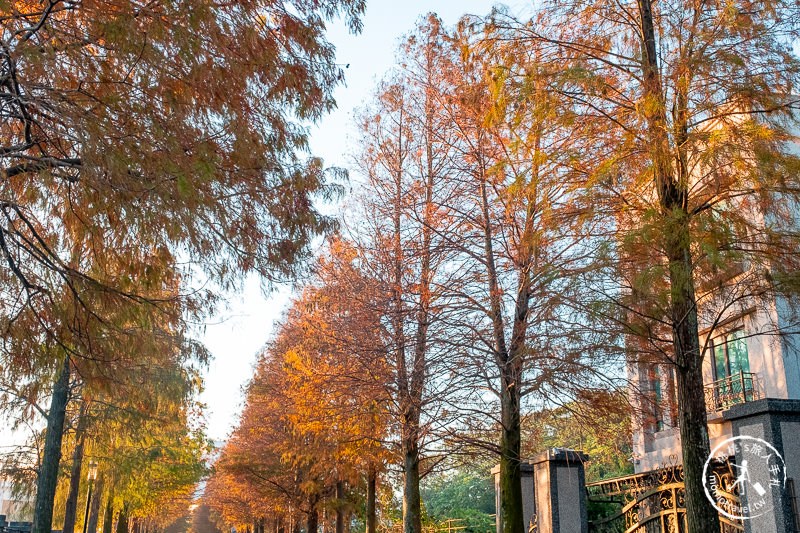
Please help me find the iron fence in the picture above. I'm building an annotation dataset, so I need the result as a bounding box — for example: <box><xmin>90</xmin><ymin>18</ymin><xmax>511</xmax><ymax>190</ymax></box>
<box><xmin>587</xmin><ymin>464</ymin><xmax>743</xmax><ymax>533</ymax></box>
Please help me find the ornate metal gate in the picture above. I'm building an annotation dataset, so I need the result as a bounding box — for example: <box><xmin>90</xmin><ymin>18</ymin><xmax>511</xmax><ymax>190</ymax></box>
<box><xmin>587</xmin><ymin>464</ymin><xmax>743</xmax><ymax>533</ymax></box>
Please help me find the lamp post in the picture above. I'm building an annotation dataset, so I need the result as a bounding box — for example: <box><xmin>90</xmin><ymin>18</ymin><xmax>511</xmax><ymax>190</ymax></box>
<box><xmin>82</xmin><ymin>462</ymin><xmax>98</xmax><ymax>533</ymax></box>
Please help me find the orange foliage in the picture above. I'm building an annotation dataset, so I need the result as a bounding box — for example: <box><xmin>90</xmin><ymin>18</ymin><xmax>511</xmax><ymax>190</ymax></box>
<box><xmin>205</xmin><ymin>239</ymin><xmax>390</xmax><ymax>530</ymax></box>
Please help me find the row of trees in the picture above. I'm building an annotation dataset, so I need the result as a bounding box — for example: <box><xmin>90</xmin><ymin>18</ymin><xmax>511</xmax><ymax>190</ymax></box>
<box><xmin>205</xmin><ymin>254</ymin><xmax>388</xmax><ymax>531</ymax></box>
<box><xmin>207</xmin><ymin>11</ymin><xmax>616</xmax><ymax>532</ymax></box>
<box><xmin>0</xmin><ymin>0</ymin><xmax>365</xmax><ymax>531</ymax></box>
<box><xmin>208</xmin><ymin>2</ymin><xmax>800</xmax><ymax>533</ymax></box>
<box><xmin>3</xmin><ymin>353</ymin><xmax>209</xmax><ymax>531</ymax></box>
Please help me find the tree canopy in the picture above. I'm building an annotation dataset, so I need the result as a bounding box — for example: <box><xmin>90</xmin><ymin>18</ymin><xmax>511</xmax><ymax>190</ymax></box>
<box><xmin>1</xmin><ymin>1</ymin><xmax>365</xmax><ymax>531</ymax></box>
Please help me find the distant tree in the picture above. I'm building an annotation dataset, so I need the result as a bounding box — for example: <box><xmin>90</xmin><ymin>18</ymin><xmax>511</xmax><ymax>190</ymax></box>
<box><xmin>3</xmin><ymin>322</ymin><xmax>209</xmax><ymax>533</ymax></box>
<box><xmin>206</xmin><ymin>267</ymin><xmax>391</xmax><ymax>533</ymax></box>
<box><xmin>421</xmin><ymin>467</ymin><xmax>495</xmax><ymax>533</ymax></box>
<box><xmin>287</xmin><ymin>239</ymin><xmax>394</xmax><ymax>533</ymax></box>
<box><xmin>520</xmin><ymin>390</ymin><xmax>633</xmax><ymax>482</ymax></box>
<box><xmin>206</xmin><ymin>350</ymin><xmax>318</xmax><ymax>532</ymax></box>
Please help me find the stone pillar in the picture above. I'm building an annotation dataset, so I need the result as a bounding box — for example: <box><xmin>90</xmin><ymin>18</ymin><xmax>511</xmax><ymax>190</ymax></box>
<box><xmin>531</xmin><ymin>449</ymin><xmax>588</xmax><ymax>533</ymax></box>
<box><xmin>492</xmin><ymin>462</ymin><xmax>535</xmax><ymax>533</ymax></box>
<box><xmin>723</xmin><ymin>399</ymin><xmax>800</xmax><ymax>533</ymax></box>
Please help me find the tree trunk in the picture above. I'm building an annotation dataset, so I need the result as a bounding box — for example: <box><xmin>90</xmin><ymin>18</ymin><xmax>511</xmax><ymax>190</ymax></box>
<box><xmin>666</xmin><ymin>217</ymin><xmax>721</xmax><ymax>531</ymax></box>
<box><xmin>499</xmin><ymin>366</ymin><xmax>523</xmax><ymax>533</ymax></box>
<box><xmin>387</xmin><ymin>99</ymin><xmax>422</xmax><ymax>533</ymax></box>
<box><xmin>102</xmin><ymin>491</ymin><xmax>115</xmax><ymax>533</ymax></box>
<box><xmin>401</xmin><ymin>84</ymin><xmax>435</xmax><ymax>533</ymax></box>
<box><xmin>63</xmin><ymin>401</ymin><xmax>89</xmax><ymax>533</ymax></box>
<box><xmin>32</xmin><ymin>354</ymin><xmax>71</xmax><ymax>533</ymax></box>
<box><xmin>87</xmin><ymin>473</ymin><xmax>105</xmax><ymax>533</ymax></box>
<box><xmin>501</xmin><ymin>216</ymin><xmax>534</xmax><ymax>533</ymax></box>
<box><xmin>115</xmin><ymin>504</ymin><xmax>129</xmax><ymax>533</ymax></box>
<box><xmin>478</xmin><ymin>172</ymin><xmax>525</xmax><ymax>533</ymax></box>
<box><xmin>307</xmin><ymin>495</ymin><xmax>318</xmax><ymax>533</ymax></box>
<box><xmin>366</xmin><ymin>468</ymin><xmax>377</xmax><ymax>533</ymax></box>
<box><xmin>402</xmin><ymin>443</ymin><xmax>422</xmax><ymax>533</ymax></box>
<box><xmin>335</xmin><ymin>481</ymin><xmax>345</xmax><ymax>533</ymax></box>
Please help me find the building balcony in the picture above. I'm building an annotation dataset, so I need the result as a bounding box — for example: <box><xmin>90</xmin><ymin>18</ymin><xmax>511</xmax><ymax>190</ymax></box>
<box><xmin>704</xmin><ymin>371</ymin><xmax>761</xmax><ymax>413</ymax></box>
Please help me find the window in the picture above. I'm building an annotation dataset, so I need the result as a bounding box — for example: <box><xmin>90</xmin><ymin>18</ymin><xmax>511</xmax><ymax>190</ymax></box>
<box><xmin>713</xmin><ymin>329</ymin><xmax>750</xmax><ymax>381</ymax></box>
<box><xmin>654</xmin><ymin>366</ymin><xmax>663</xmax><ymax>431</ymax></box>
<box><xmin>653</xmin><ymin>365</ymin><xmax>677</xmax><ymax>431</ymax></box>
<box><xmin>711</xmin><ymin>329</ymin><xmax>753</xmax><ymax>406</ymax></box>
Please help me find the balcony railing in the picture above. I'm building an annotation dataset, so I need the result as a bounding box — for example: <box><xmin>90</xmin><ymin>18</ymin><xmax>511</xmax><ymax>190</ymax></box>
<box><xmin>704</xmin><ymin>370</ymin><xmax>761</xmax><ymax>413</ymax></box>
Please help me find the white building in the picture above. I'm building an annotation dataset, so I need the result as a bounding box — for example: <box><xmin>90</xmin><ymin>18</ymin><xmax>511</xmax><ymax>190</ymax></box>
<box><xmin>629</xmin><ymin>296</ymin><xmax>800</xmax><ymax>473</ymax></box>
<box><xmin>0</xmin><ymin>476</ymin><xmax>33</xmax><ymax>521</ymax></box>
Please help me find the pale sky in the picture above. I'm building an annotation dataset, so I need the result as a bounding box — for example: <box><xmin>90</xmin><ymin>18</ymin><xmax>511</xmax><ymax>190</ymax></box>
<box><xmin>198</xmin><ymin>0</ymin><xmax>532</xmax><ymax>442</ymax></box>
